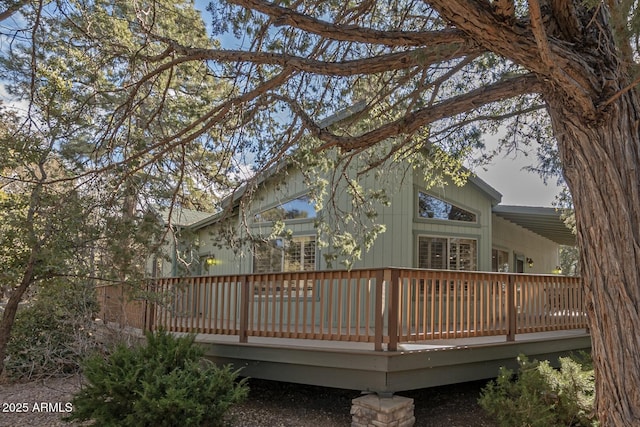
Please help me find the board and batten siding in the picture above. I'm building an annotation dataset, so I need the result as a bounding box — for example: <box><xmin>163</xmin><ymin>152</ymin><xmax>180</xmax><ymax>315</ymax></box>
<box><xmin>411</xmin><ymin>171</ymin><xmax>495</xmax><ymax>271</ymax></box>
<box><xmin>192</xmin><ymin>164</ymin><xmax>505</xmax><ymax>274</ymax></box>
<box><xmin>202</xmin><ymin>161</ymin><xmax>419</xmax><ymax>272</ymax></box>
<box><xmin>326</xmin><ymin>157</ymin><xmax>414</xmax><ymax>270</ymax></box>
<box><xmin>192</xmin><ymin>213</ymin><xmax>247</xmax><ymax>276</ymax></box>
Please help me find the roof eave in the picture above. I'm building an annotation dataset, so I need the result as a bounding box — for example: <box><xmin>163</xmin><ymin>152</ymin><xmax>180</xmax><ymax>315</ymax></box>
<box><xmin>492</xmin><ymin>205</ymin><xmax>576</xmax><ymax>246</ymax></box>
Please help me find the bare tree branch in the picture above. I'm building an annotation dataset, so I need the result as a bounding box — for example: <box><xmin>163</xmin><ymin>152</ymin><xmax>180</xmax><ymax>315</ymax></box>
<box><xmin>13</xmin><ymin>68</ymin><xmax>295</xmax><ymax>187</ymax></box>
<box><xmin>549</xmin><ymin>0</ymin><xmax>582</xmax><ymax>42</ymax></box>
<box><xmin>228</xmin><ymin>0</ymin><xmax>474</xmax><ymax>47</ymax></box>
<box><xmin>155</xmin><ymin>39</ymin><xmax>484</xmax><ymax>76</ymax></box>
<box><xmin>0</xmin><ymin>0</ymin><xmax>27</xmax><ymax>22</ymax></box>
<box><xmin>493</xmin><ymin>0</ymin><xmax>515</xmax><ymax>22</ymax></box>
<box><xmin>306</xmin><ymin>73</ymin><xmax>543</xmax><ymax>152</ymax></box>
<box><xmin>528</xmin><ymin>0</ymin><xmax>553</xmax><ymax>66</ymax></box>
<box><xmin>428</xmin><ymin>0</ymin><xmax>598</xmax><ymax>117</ymax></box>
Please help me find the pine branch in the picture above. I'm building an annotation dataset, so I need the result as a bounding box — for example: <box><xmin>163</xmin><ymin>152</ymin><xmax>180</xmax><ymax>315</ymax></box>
<box><xmin>229</xmin><ymin>0</ymin><xmax>473</xmax><ymax>47</ymax></box>
<box><xmin>312</xmin><ymin>73</ymin><xmax>543</xmax><ymax>152</ymax></box>
<box><xmin>154</xmin><ymin>39</ymin><xmax>483</xmax><ymax>76</ymax></box>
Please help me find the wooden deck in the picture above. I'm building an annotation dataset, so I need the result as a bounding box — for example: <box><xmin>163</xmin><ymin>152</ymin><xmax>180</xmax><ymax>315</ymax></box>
<box><xmin>97</xmin><ymin>268</ymin><xmax>591</xmax><ymax>393</ymax></box>
<box><xmin>194</xmin><ymin>329</ymin><xmax>590</xmax><ymax>393</ymax></box>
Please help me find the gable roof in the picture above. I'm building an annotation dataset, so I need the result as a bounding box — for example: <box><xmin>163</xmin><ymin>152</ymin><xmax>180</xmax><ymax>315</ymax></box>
<box><xmin>186</xmin><ymin>101</ymin><xmax>570</xmax><ymax>245</ymax></box>
<box><xmin>492</xmin><ymin>205</ymin><xmax>576</xmax><ymax>246</ymax></box>
<box><xmin>158</xmin><ymin>207</ymin><xmax>213</xmax><ymax>228</ymax></box>
<box><xmin>468</xmin><ymin>175</ymin><xmax>502</xmax><ymax>206</ymax></box>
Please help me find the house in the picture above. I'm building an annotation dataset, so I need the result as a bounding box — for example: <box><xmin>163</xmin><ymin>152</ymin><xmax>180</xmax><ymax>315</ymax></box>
<box><xmin>147</xmin><ymin>207</ymin><xmax>212</xmax><ymax>278</ymax></box>
<box><xmin>102</xmin><ymin>155</ymin><xmax>587</xmax><ymax>425</ymax></box>
<box><xmin>98</xmin><ymin>101</ymin><xmax>585</xmax><ymax>424</ymax></box>
<box><xmin>149</xmin><ymin>99</ymin><xmax>574</xmax><ymax>278</ymax></box>
<box><xmin>158</xmin><ymin>160</ymin><xmax>574</xmax><ymax>279</ymax></box>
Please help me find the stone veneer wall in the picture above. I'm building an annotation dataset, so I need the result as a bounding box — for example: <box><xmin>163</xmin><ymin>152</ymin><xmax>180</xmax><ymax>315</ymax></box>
<box><xmin>351</xmin><ymin>394</ymin><xmax>415</xmax><ymax>427</ymax></box>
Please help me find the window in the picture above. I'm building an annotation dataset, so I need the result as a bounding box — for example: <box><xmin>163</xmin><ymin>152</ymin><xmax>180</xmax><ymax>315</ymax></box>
<box><xmin>418</xmin><ymin>237</ymin><xmax>447</xmax><ymax>270</ymax></box>
<box><xmin>492</xmin><ymin>249</ymin><xmax>509</xmax><ymax>272</ymax></box>
<box><xmin>253</xmin><ymin>236</ymin><xmax>316</xmax><ymax>273</ymax></box>
<box><xmin>418</xmin><ymin>236</ymin><xmax>477</xmax><ymax>270</ymax></box>
<box><xmin>255</xmin><ymin>195</ymin><xmax>316</xmax><ymax>222</ymax></box>
<box><xmin>417</xmin><ymin>192</ymin><xmax>476</xmax><ymax>222</ymax></box>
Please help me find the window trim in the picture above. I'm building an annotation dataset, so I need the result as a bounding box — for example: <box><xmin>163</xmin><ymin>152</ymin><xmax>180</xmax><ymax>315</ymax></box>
<box><xmin>253</xmin><ymin>193</ymin><xmax>317</xmax><ymax>224</ymax></box>
<box><xmin>414</xmin><ymin>189</ymin><xmax>479</xmax><ymax>225</ymax></box>
<box><xmin>491</xmin><ymin>247</ymin><xmax>510</xmax><ymax>272</ymax></box>
<box><xmin>416</xmin><ymin>234</ymin><xmax>479</xmax><ymax>271</ymax></box>
<box><xmin>252</xmin><ymin>234</ymin><xmax>317</xmax><ymax>274</ymax></box>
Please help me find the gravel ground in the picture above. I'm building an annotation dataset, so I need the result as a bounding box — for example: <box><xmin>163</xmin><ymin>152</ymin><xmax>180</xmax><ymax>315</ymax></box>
<box><xmin>0</xmin><ymin>375</ymin><xmax>497</xmax><ymax>426</ymax></box>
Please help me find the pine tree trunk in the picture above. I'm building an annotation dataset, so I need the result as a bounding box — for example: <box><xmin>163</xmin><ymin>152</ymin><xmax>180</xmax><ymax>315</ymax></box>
<box><xmin>0</xmin><ymin>253</ymin><xmax>37</xmax><ymax>376</ymax></box>
<box><xmin>548</xmin><ymin>91</ymin><xmax>640</xmax><ymax>425</ymax></box>
<box><xmin>0</xmin><ymin>180</ymin><xmax>43</xmax><ymax>377</ymax></box>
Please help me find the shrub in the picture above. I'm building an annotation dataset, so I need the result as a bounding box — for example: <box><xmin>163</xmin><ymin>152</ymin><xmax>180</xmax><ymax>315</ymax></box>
<box><xmin>478</xmin><ymin>353</ymin><xmax>596</xmax><ymax>427</ymax></box>
<box><xmin>66</xmin><ymin>329</ymin><xmax>248</xmax><ymax>427</ymax></box>
<box><xmin>5</xmin><ymin>279</ymin><xmax>99</xmax><ymax>379</ymax></box>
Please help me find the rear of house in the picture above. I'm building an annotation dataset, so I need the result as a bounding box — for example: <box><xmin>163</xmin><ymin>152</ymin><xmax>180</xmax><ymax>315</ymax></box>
<box><xmin>165</xmin><ymin>164</ymin><xmax>572</xmax><ymax>278</ymax></box>
<box><xmin>101</xmin><ymin>160</ymin><xmax>586</xmax><ymax>403</ymax></box>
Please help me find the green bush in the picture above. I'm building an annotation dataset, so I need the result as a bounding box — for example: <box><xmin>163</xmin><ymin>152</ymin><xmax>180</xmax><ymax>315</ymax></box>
<box><xmin>478</xmin><ymin>354</ymin><xmax>596</xmax><ymax>427</ymax></box>
<box><xmin>5</xmin><ymin>279</ymin><xmax>99</xmax><ymax>379</ymax></box>
<box><xmin>66</xmin><ymin>329</ymin><xmax>248</xmax><ymax>427</ymax></box>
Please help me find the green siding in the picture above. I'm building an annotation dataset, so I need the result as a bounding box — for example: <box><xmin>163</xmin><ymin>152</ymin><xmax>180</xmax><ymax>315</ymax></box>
<box><xmin>411</xmin><ymin>171</ymin><xmax>493</xmax><ymax>271</ymax></box>
<box><xmin>191</xmin><ymin>163</ymin><xmax>504</xmax><ymax>273</ymax></box>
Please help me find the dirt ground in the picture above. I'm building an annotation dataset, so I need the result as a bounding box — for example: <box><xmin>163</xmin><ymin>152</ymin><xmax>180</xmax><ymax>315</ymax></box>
<box><xmin>0</xmin><ymin>375</ymin><xmax>497</xmax><ymax>426</ymax></box>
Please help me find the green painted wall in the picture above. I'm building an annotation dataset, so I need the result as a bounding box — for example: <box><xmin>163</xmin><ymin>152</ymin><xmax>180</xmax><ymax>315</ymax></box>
<box><xmin>411</xmin><ymin>171</ymin><xmax>494</xmax><ymax>271</ymax></box>
<box><xmin>187</xmin><ymin>160</ymin><xmax>558</xmax><ymax>276</ymax></box>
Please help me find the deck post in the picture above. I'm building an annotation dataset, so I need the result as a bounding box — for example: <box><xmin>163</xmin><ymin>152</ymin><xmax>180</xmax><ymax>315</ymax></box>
<box><xmin>507</xmin><ymin>274</ymin><xmax>516</xmax><ymax>342</ymax></box>
<box><xmin>374</xmin><ymin>269</ymin><xmax>385</xmax><ymax>351</ymax></box>
<box><xmin>239</xmin><ymin>276</ymin><xmax>250</xmax><ymax>343</ymax></box>
<box><xmin>388</xmin><ymin>269</ymin><xmax>400</xmax><ymax>352</ymax></box>
<box><xmin>145</xmin><ymin>281</ymin><xmax>155</xmax><ymax>332</ymax></box>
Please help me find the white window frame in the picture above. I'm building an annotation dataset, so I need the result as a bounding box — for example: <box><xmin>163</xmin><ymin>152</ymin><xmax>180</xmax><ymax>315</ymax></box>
<box><xmin>416</xmin><ymin>191</ymin><xmax>478</xmax><ymax>223</ymax></box>
<box><xmin>417</xmin><ymin>235</ymin><xmax>478</xmax><ymax>271</ymax></box>
<box><xmin>252</xmin><ymin>235</ymin><xmax>316</xmax><ymax>273</ymax></box>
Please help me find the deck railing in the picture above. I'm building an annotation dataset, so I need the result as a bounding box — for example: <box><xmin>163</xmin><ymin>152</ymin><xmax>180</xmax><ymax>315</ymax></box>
<box><xmin>96</xmin><ymin>268</ymin><xmax>587</xmax><ymax>351</ymax></box>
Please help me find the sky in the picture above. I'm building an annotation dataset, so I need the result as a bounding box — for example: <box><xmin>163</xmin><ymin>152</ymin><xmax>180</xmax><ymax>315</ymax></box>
<box><xmin>473</xmin><ymin>147</ymin><xmax>561</xmax><ymax>207</ymax></box>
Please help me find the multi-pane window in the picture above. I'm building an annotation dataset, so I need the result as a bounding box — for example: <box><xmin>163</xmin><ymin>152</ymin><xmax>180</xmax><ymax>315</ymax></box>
<box><xmin>492</xmin><ymin>249</ymin><xmax>510</xmax><ymax>272</ymax></box>
<box><xmin>417</xmin><ymin>192</ymin><xmax>477</xmax><ymax>222</ymax></box>
<box><xmin>253</xmin><ymin>236</ymin><xmax>316</xmax><ymax>273</ymax></box>
<box><xmin>254</xmin><ymin>195</ymin><xmax>316</xmax><ymax>222</ymax></box>
<box><xmin>418</xmin><ymin>236</ymin><xmax>477</xmax><ymax>271</ymax></box>
<box><xmin>253</xmin><ymin>239</ymin><xmax>284</xmax><ymax>273</ymax></box>
<box><xmin>418</xmin><ymin>237</ymin><xmax>447</xmax><ymax>270</ymax></box>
